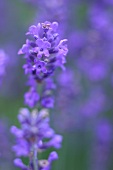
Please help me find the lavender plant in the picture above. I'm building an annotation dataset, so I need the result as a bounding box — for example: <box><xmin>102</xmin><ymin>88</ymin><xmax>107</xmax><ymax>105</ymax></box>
<box><xmin>11</xmin><ymin>108</ymin><xmax>62</xmax><ymax>170</ymax></box>
<box><xmin>2</xmin><ymin>0</ymin><xmax>113</xmax><ymax>169</ymax></box>
<box><xmin>18</xmin><ymin>21</ymin><xmax>68</xmax><ymax>108</ymax></box>
<box><xmin>11</xmin><ymin>21</ymin><xmax>68</xmax><ymax>170</ymax></box>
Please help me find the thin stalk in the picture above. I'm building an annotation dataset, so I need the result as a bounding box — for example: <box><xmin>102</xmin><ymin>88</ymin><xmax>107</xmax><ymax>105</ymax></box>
<box><xmin>33</xmin><ymin>144</ymin><xmax>38</xmax><ymax>170</ymax></box>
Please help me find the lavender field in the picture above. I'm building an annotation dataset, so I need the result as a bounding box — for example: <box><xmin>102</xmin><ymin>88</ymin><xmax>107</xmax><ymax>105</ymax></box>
<box><xmin>0</xmin><ymin>0</ymin><xmax>113</xmax><ymax>170</ymax></box>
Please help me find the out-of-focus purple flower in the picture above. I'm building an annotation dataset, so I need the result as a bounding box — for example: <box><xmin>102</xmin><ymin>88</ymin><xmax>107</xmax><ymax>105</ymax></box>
<box><xmin>0</xmin><ymin>49</ymin><xmax>8</xmax><ymax>84</ymax></box>
<box><xmin>41</xmin><ymin>96</ymin><xmax>54</xmax><ymax>108</ymax></box>
<box><xmin>78</xmin><ymin>56</ymin><xmax>108</xmax><ymax>81</ymax></box>
<box><xmin>14</xmin><ymin>151</ymin><xmax>58</xmax><ymax>170</ymax></box>
<box><xmin>89</xmin><ymin>5</ymin><xmax>110</xmax><ymax>30</ymax></box>
<box><xmin>76</xmin><ymin>28</ymin><xmax>111</xmax><ymax>82</ymax></box>
<box><xmin>0</xmin><ymin>120</ymin><xmax>14</xmax><ymax>169</ymax></box>
<box><xmin>40</xmin><ymin>134</ymin><xmax>62</xmax><ymax>150</ymax></box>
<box><xmin>54</xmin><ymin>69</ymin><xmax>82</xmax><ymax>132</ymax></box>
<box><xmin>14</xmin><ymin>158</ymin><xmax>28</xmax><ymax>170</ymax></box>
<box><xmin>89</xmin><ymin>120</ymin><xmax>112</xmax><ymax>170</ymax></box>
<box><xmin>69</xmin><ymin>31</ymin><xmax>86</xmax><ymax>57</ymax></box>
<box><xmin>40</xmin><ymin>77</ymin><xmax>56</xmax><ymax>108</ymax></box>
<box><xmin>45</xmin><ymin>152</ymin><xmax>58</xmax><ymax>170</ymax></box>
<box><xmin>26</xmin><ymin>76</ymin><xmax>56</xmax><ymax>109</ymax></box>
<box><xmin>11</xmin><ymin>108</ymin><xmax>62</xmax><ymax>169</ymax></box>
<box><xmin>80</xmin><ymin>89</ymin><xmax>106</xmax><ymax>117</ymax></box>
<box><xmin>24</xmin><ymin>87</ymin><xmax>40</xmax><ymax>108</ymax></box>
<box><xmin>44</xmin><ymin>77</ymin><xmax>56</xmax><ymax>90</ymax></box>
<box><xmin>38</xmin><ymin>151</ymin><xmax>58</xmax><ymax>170</ymax></box>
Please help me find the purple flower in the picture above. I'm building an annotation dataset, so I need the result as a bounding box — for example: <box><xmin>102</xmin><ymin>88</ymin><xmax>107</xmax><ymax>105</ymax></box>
<box><xmin>14</xmin><ymin>158</ymin><xmax>28</xmax><ymax>170</ymax></box>
<box><xmin>18</xmin><ymin>21</ymin><xmax>68</xmax><ymax>108</ymax></box>
<box><xmin>11</xmin><ymin>108</ymin><xmax>62</xmax><ymax>163</ymax></box>
<box><xmin>89</xmin><ymin>120</ymin><xmax>112</xmax><ymax>170</ymax></box>
<box><xmin>38</xmin><ymin>151</ymin><xmax>58</xmax><ymax>170</ymax></box>
<box><xmin>40</xmin><ymin>77</ymin><xmax>56</xmax><ymax>109</ymax></box>
<box><xmin>14</xmin><ymin>152</ymin><xmax>58</xmax><ymax>170</ymax></box>
<box><xmin>0</xmin><ymin>49</ymin><xmax>8</xmax><ymax>84</ymax></box>
<box><xmin>36</xmin><ymin>39</ymin><xmax>51</xmax><ymax>58</ymax></box>
<box><xmin>40</xmin><ymin>134</ymin><xmax>62</xmax><ymax>150</ymax></box>
<box><xmin>41</xmin><ymin>96</ymin><xmax>54</xmax><ymax>108</ymax></box>
<box><xmin>44</xmin><ymin>77</ymin><xmax>56</xmax><ymax>90</ymax></box>
<box><xmin>24</xmin><ymin>87</ymin><xmax>40</xmax><ymax>108</ymax></box>
<box><xmin>12</xmin><ymin>138</ymin><xmax>30</xmax><ymax>157</ymax></box>
<box><xmin>19</xmin><ymin>21</ymin><xmax>68</xmax><ymax>81</ymax></box>
<box><xmin>35</xmin><ymin>60</ymin><xmax>47</xmax><ymax>74</ymax></box>
<box><xmin>0</xmin><ymin>120</ymin><xmax>14</xmax><ymax>169</ymax></box>
<box><xmin>80</xmin><ymin>89</ymin><xmax>106</xmax><ymax>117</ymax></box>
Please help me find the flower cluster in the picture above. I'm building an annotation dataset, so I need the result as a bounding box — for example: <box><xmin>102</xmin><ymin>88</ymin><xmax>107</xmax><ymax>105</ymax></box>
<box><xmin>11</xmin><ymin>108</ymin><xmax>62</xmax><ymax>170</ymax></box>
<box><xmin>19</xmin><ymin>21</ymin><xmax>68</xmax><ymax>108</ymax></box>
<box><xmin>10</xmin><ymin>19</ymin><xmax>68</xmax><ymax>170</ymax></box>
<box><xmin>24</xmin><ymin>76</ymin><xmax>56</xmax><ymax>109</ymax></box>
<box><xmin>19</xmin><ymin>21</ymin><xmax>68</xmax><ymax>80</ymax></box>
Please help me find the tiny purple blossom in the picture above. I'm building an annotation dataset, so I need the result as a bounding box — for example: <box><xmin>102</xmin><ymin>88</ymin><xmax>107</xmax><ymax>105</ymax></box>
<box><xmin>14</xmin><ymin>158</ymin><xmax>28</xmax><ymax>170</ymax></box>
<box><xmin>35</xmin><ymin>60</ymin><xmax>47</xmax><ymax>74</ymax></box>
<box><xmin>24</xmin><ymin>87</ymin><xmax>40</xmax><ymax>108</ymax></box>
<box><xmin>39</xmin><ymin>151</ymin><xmax>58</xmax><ymax>170</ymax></box>
<box><xmin>41</xmin><ymin>96</ymin><xmax>54</xmax><ymax>108</ymax></box>
<box><xmin>38</xmin><ymin>151</ymin><xmax>58</xmax><ymax>170</ymax></box>
<box><xmin>36</xmin><ymin>39</ymin><xmax>51</xmax><ymax>58</ymax></box>
<box><xmin>40</xmin><ymin>134</ymin><xmax>63</xmax><ymax>149</ymax></box>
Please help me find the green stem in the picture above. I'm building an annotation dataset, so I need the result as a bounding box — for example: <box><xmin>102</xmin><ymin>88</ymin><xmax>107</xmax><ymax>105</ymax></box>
<box><xmin>33</xmin><ymin>144</ymin><xmax>38</xmax><ymax>170</ymax></box>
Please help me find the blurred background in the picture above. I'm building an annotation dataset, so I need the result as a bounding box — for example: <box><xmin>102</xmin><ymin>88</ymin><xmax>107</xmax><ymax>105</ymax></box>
<box><xmin>1</xmin><ymin>0</ymin><xmax>113</xmax><ymax>170</ymax></box>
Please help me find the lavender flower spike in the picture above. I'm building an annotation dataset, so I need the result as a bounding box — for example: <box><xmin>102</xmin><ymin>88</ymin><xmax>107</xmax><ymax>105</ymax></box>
<box><xmin>11</xmin><ymin>108</ymin><xmax>62</xmax><ymax>170</ymax></box>
<box><xmin>18</xmin><ymin>21</ymin><xmax>68</xmax><ymax>82</ymax></box>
